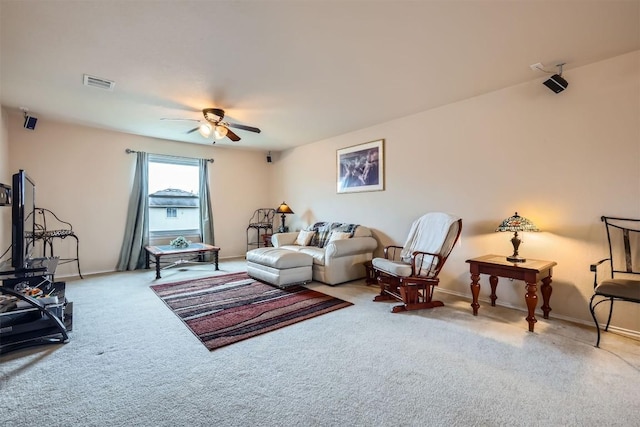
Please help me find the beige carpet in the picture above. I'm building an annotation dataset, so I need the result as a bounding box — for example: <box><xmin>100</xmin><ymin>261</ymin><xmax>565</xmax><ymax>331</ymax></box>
<box><xmin>1</xmin><ymin>258</ymin><xmax>638</xmax><ymax>426</ymax></box>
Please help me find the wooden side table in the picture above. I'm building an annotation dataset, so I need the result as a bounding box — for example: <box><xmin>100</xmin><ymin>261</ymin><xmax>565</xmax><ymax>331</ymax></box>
<box><xmin>466</xmin><ymin>254</ymin><xmax>557</xmax><ymax>332</ymax></box>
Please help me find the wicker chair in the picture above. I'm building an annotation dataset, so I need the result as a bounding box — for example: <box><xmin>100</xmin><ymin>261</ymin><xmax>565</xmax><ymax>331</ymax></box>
<box><xmin>246</xmin><ymin>208</ymin><xmax>276</xmax><ymax>252</ymax></box>
<box><xmin>27</xmin><ymin>208</ymin><xmax>82</xmax><ymax>279</ymax></box>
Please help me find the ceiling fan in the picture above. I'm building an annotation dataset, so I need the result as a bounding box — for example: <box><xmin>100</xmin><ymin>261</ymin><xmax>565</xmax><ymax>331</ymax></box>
<box><xmin>162</xmin><ymin>108</ymin><xmax>261</xmax><ymax>143</ymax></box>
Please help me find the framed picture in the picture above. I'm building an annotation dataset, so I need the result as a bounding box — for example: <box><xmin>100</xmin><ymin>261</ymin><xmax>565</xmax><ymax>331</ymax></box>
<box><xmin>337</xmin><ymin>139</ymin><xmax>384</xmax><ymax>194</ymax></box>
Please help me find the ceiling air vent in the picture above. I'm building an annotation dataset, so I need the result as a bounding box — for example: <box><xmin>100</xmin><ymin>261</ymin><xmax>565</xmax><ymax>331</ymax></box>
<box><xmin>83</xmin><ymin>74</ymin><xmax>115</xmax><ymax>91</ymax></box>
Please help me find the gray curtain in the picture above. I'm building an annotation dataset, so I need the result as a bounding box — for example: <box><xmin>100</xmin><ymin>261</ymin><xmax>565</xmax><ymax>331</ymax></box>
<box><xmin>116</xmin><ymin>151</ymin><xmax>149</xmax><ymax>271</ymax></box>
<box><xmin>199</xmin><ymin>159</ymin><xmax>215</xmax><ymax>255</ymax></box>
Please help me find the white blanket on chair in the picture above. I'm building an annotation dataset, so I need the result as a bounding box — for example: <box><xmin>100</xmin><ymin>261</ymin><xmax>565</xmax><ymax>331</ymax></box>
<box><xmin>400</xmin><ymin>212</ymin><xmax>459</xmax><ymax>263</ymax></box>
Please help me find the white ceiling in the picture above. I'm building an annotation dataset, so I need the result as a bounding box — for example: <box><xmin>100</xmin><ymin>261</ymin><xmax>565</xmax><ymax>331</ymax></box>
<box><xmin>1</xmin><ymin>1</ymin><xmax>639</xmax><ymax>152</ymax></box>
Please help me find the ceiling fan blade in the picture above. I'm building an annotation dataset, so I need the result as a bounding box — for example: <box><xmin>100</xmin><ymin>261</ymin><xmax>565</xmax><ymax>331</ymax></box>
<box><xmin>225</xmin><ymin>128</ymin><xmax>241</xmax><ymax>142</ymax></box>
<box><xmin>226</xmin><ymin>122</ymin><xmax>261</xmax><ymax>133</ymax></box>
<box><xmin>187</xmin><ymin>127</ymin><xmax>199</xmax><ymax>134</ymax></box>
<box><xmin>160</xmin><ymin>118</ymin><xmax>200</xmax><ymax>122</ymax></box>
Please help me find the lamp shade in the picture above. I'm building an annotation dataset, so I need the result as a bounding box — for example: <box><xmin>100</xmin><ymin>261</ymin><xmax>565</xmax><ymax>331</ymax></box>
<box><xmin>496</xmin><ymin>212</ymin><xmax>539</xmax><ymax>263</ymax></box>
<box><xmin>198</xmin><ymin>123</ymin><xmax>212</xmax><ymax>138</ymax></box>
<box><xmin>276</xmin><ymin>202</ymin><xmax>294</xmax><ymax>215</ymax></box>
<box><xmin>276</xmin><ymin>202</ymin><xmax>294</xmax><ymax>233</ymax></box>
<box><xmin>214</xmin><ymin>125</ymin><xmax>228</xmax><ymax>140</ymax></box>
<box><xmin>496</xmin><ymin>212</ymin><xmax>539</xmax><ymax>232</ymax></box>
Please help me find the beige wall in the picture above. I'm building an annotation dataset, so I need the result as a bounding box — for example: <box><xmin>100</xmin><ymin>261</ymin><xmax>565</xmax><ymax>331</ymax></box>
<box><xmin>274</xmin><ymin>51</ymin><xmax>640</xmax><ymax>334</ymax></box>
<box><xmin>5</xmin><ymin>117</ymin><xmax>273</xmax><ymax>276</ymax></box>
<box><xmin>0</xmin><ymin>109</ymin><xmax>10</xmax><ymax>256</ymax></box>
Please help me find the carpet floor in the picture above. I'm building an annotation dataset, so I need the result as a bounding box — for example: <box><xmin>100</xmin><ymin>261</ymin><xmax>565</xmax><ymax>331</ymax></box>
<box><xmin>1</xmin><ymin>259</ymin><xmax>638</xmax><ymax>426</ymax></box>
<box><xmin>150</xmin><ymin>272</ymin><xmax>353</xmax><ymax>350</ymax></box>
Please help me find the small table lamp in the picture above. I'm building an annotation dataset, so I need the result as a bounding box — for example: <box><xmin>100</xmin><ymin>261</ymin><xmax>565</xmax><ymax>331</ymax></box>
<box><xmin>276</xmin><ymin>202</ymin><xmax>294</xmax><ymax>233</ymax></box>
<box><xmin>496</xmin><ymin>212</ymin><xmax>539</xmax><ymax>263</ymax></box>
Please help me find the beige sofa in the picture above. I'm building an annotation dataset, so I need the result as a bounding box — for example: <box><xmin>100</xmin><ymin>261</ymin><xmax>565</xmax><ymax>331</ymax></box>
<box><xmin>270</xmin><ymin>222</ymin><xmax>377</xmax><ymax>285</ymax></box>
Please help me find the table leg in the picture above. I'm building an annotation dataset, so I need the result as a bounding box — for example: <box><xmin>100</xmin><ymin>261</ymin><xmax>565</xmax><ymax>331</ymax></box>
<box><xmin>540</xmin><ymin>276</ymin><xmax>552</xmax><ymax>319</ymax></box>
<box><xmin>524</xmin><ymin>281</ymin><xmax>538</xmax><ymax>332</ymax></box>
<box><xmin>154</xmin><ymin>255</ymin><xmax>161</xmax><ymax>280</ymax></box>
<box><xmin>489</xmin><ymin>275</ymin><xmax>498</xmax><ymax>306</ymax></box>
<box><xmin>470</xmin><ymin>273</ymin><xmax>480</xmax><ymax>315</ymax></box>
<box><xmin>145</xmin><ymin>251</ymin><xmax>150</xmax><ymax>269</ymax></box>
<box><xmin>214</xmin><ymin>250</ymin><xmax>219</xmax><ymax>271</ymax></box>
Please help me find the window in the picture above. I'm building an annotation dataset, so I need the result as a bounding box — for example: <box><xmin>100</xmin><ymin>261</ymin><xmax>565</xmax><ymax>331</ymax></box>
<box><xmin>148</xmin><ymin>155</ymin><xmax>200</xmax><ymax>242</ymax></box>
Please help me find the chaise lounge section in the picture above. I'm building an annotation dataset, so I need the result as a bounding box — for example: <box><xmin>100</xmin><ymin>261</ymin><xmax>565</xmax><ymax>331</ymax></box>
<box><xmin>269</xmin><ymin>222</ymin><xmax>377</xmax><ymax>285</ymax></box>
<box><xmin>246</xmin><ymin>247</ymin><xmax>313</xmax><ymax>288</ymax></box>
<box><xmin>247</xmin><ymin>222</ymin><xmax>377</xmax><ymax>286</ymax></box>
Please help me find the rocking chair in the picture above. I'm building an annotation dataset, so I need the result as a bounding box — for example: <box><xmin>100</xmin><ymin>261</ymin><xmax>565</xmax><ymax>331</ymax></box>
<box><xmin>373</xmin><ymin>212</ymin><xmax>462</xmax><ymax>313</ymax></box>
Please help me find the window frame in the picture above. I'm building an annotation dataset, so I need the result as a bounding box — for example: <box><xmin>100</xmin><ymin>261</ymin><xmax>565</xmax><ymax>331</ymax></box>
<box><xmin>148</xmin><ymin>154</ymin><xmax>201</xmax><ymax>243</ymax></box>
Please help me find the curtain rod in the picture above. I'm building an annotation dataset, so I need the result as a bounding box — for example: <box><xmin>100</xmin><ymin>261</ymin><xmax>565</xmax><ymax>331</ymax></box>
<box><xmin>125</xmin><ymin>148</ymin><xmax>214</xmax><ymax>163</ymax></box>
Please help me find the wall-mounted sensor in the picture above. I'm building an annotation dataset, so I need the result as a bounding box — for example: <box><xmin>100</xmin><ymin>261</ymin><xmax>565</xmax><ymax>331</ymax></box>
<box><xmin>21</xmin><ymin>107</ymin><xmax>38</xmax><ymax>130</ymax></box>
<box><xmin>539</xmin><ymin>63</ymin><xmax>568</xmax><ymax>93</ymax></box>
<box><xmin>24</xmin><ymin>115</ymin><xmax>38</xmax><ymax>130</ymax></box>
<box><xmin>530</xmin><ymin>62</ymin><xmax>569</xmax><ymax>93</ymax></box>
<box><xmin>543</xmin><ymin>74</ymin><xmax>569</xmax><ymax>93</ymax></box>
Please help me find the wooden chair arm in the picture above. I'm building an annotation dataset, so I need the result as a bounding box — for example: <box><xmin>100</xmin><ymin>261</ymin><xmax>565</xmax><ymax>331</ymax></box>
<box><xmin>383</xmin><ymin>245</ymin><xmax>404</xmax><ymax>260</ymax></box>
<box><xmin>410</xmin><ymin>250</ymin><xmax>444</xmax><ymax>277</ymax></box>
<box><xmin>411</xmin><ymin>249</ymin><xmax>440</xmax><ymax>258</ymax></box>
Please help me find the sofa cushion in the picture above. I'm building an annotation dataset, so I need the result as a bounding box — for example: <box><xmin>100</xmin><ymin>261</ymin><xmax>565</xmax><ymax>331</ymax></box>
<box><xmin>246</xmin><ymin>247</ymin><xmax>313</xmax><ymax>269</ymax></box>
<box><xmin>299</xmin><ymin>247</ymin><xmax>326</xmax><ymax>266</ymax></box>
<box><xmin>353</xmin><ymin>226</ymin><xmax>372</xmax><ymax>237</ymax></box>
<box><xmin>295</xmin><ymin>230</ymin><xmax>315</xmax><ymax>246</ymax></box>
<box><xmin>372</xmin><ymin>257</ymin><xmax>413</xmax><ymax>277</ymax></box>
<box><xmin>329</xmin><ymin>231</ymin><xmax>351</xmax><ymax>242</ymax></box>
<box><xmin>279</xmin><ymin>245</ymin><xmax>303</xmax><ymax>252</ymax></box>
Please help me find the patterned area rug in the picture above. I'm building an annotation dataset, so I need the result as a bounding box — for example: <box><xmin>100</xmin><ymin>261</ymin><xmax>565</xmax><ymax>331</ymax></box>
<box><xmin>150</xmin><ymin>272</ymin><xmax>353</xmax><ymax>350</ymax></box>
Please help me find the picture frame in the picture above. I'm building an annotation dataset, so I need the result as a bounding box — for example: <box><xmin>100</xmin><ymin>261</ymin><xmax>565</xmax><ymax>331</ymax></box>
<box><xmin>336</xmin><ymin>139</ymin><xmax>384</xmax><ymax>194</ymax></box>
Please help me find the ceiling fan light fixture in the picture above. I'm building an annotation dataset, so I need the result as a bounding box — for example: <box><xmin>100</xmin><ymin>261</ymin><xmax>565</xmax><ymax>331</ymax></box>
<box><xmin>198</xmin><ymin>123</ymin><xmax>212</xmax><ymax>138</ymax></box>
<box><xmin>204</xmin><ymin>108</ymin><xmax>224</xmax><ymax>123</ymax></box>
<box><xmin>214</xmin><ymin>125</ymin><xmax>228</xmax><ymax>140</ymax></box>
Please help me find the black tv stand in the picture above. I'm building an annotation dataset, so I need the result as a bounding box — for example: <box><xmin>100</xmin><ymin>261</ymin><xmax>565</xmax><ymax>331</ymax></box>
<box><xmin>0</xmin><ymin>263</ymin><xmax>72</xmax><ymax>355</ymax></box>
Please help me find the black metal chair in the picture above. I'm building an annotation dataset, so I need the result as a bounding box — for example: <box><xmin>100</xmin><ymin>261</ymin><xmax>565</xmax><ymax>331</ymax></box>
<box><xmin>246</xmin><ymin>208</ymin><xmax>276</xmax><ymax>252</ymax></box>
<box><xmin>27</xmin><ymin>208</ymin><xmax>83</xmax><ymax>279</ymax></box>
<box><xmin>589</xmin><ymin>216</ymin><xmax>640</xmax><ymax>347</ymax></box>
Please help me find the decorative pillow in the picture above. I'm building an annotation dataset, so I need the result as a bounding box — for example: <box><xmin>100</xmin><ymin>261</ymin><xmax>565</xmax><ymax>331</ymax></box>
<box><xmin>295</xmin><ymin>230</ymin><xmax>315</xmax><ymax>246</ymax></box>
<box><xmin>328</xmin><ymin>231</ymin><xmax>351</xmax><ymax>242</ymax></box>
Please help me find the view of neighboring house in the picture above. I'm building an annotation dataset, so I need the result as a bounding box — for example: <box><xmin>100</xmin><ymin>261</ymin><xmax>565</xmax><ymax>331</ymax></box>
<box><xmin>148</xmin><ymin>188</ymin><xmax>199</xmax><ymax>236</ymax></box>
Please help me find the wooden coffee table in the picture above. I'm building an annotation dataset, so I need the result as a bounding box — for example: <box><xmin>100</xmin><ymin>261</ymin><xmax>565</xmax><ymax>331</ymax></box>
<box><xmin>145</xmin><ymin>243</ymin><xmax>220</xmax><ymax>279</ymax></box>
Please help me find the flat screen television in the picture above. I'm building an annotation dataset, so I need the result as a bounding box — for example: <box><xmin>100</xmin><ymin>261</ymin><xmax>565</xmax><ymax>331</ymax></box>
<box><xmin>11</xmin><ymin>170</ymin><xmax>36</xmax><ymax>270</ymax></box>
